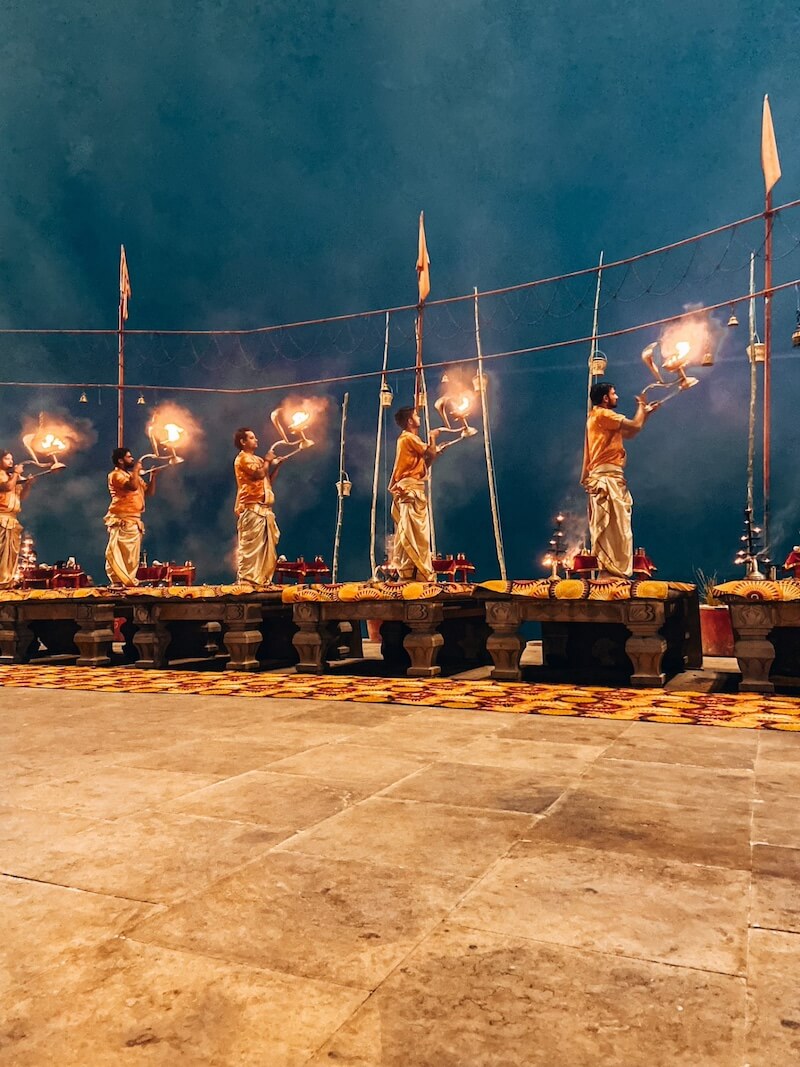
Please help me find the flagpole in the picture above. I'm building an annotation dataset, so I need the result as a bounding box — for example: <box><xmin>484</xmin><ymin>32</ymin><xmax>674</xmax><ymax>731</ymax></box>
<box><xmin>117</xmin><ymin>285</ymin><xmax>125</xmax><ymax>448</ymax></box>
<box><xmin>760</xmin><ymin>93</ymin><xmax>781</xmax><ymax>553</ymax></box>
<box><xmin>117</xmin><ymin>244</ymin><xmax>130</xmax><ymax>449</ymax></box>
<box><xmin>763</xmin><ymin>188</ymin><xmax>773</xmax><ymax>550</ymax></box>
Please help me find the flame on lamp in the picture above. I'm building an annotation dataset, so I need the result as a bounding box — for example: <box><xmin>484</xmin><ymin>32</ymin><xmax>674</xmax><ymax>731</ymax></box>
<box><xmin>270</xmin><ymin>405</ymin><xmax>315</xmax><ymax>454</ymax></box>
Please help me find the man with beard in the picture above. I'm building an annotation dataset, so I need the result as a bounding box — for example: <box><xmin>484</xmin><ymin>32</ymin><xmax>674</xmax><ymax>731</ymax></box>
<box><xmin>0</xmin><ymin>450</ymin><xmax>32</xmax><ymax>587</ymax></box>
<box><xmin>581</xmin><ymin>382</ymin><xmax>658</xmax><ymax>578</ymax></box>
<box><xmin>104</xmin><ymin>447</ymin><xmax>157</xmax><ymax>587</ymax></box>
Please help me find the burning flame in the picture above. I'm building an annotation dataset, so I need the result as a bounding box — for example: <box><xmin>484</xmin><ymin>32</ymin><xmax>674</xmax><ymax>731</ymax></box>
<box><xmin>455</xmin><ymin>395</ymin><xmax>471</xmax><ymax>416</ymax></box>
<box><xmin>161</xmin><ymin>423</ymin><xmax>184</xmax><ymax>445</ymax></box>
<box><xmin>38</xmin><ymin>433</ymin><xmax>67</xmax><ymax>453</ymax></box>
<box><xmin>289</xmin><ymin>411</ymin><xmax>310</xmax><ymax>429</ymax></box>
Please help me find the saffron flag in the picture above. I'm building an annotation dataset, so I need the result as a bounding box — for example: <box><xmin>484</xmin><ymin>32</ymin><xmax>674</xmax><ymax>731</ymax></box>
<box><xmin>416</xmin><ymin>212</ymin><xmax>430</xmax><ymax>305</ymax></box>
<box><xmin>761</xmin><ymin>95</ymin><xmax>781</xmax><ymax>196</ymax></box>
<box><xmin>119</xmin><ymin>244</ymin><xmax>132</xmax><ymax>321</ymax></box>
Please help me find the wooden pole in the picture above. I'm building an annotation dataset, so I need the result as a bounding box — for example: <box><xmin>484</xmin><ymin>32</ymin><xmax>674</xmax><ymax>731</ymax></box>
<box><xmin>587</xmin><ymin>251</ymin><xmax>604</xmax><ymax>414</ymax></box>
<box><xmin>331</xmin><ymin>392</ymin><xmax>349</xmax><ymax>583</ymax></box>
<box><xmin>747</xmin><ymin>252</ymin><xmax>758</xmax><ymax>516</ymax></box>
<box><xmin>474</xmin><ymin>288</ymin><xmax>507</xmax><ymax>579</ymax></box>
<box><xmin>369</xmin><ymin>313</ymin><xmax>391</xmax><ymax>577</ymax></box>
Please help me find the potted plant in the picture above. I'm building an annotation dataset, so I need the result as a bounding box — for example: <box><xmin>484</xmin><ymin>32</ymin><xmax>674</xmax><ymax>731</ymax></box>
<box><xmin>695</xmin><ymin>570</ymin><xmax>735</xmax><ymax>658</ymax></box>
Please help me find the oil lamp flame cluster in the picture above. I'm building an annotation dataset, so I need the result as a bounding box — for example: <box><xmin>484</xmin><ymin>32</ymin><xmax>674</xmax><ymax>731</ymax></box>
<box><xmin>542</xmin><ymin>513</ymin><xmax>567</xmax><ymax>580</ymax></box>
<box><xmin>139</xmin><ymin>420</ymin><xmax>187</xmax><ymax>474</ymax></box>
<box><xmin>269</xmin><ymin>406</ymin><xmax>315</xmax><ymax>459</ymax></box>
<box><xmin>640</xmin><ymin>340</ymin><xmax>700</xmax><ymax>403</ymax></box>
<box><xmin>20</xmin><ymin>414</ymin><xmax>71</xmax><ymax>479</ymax></box>
<box><xmin>434</xmin><ymin>388</ymin><xmax>479</xmax><ymax>452</ymax></box>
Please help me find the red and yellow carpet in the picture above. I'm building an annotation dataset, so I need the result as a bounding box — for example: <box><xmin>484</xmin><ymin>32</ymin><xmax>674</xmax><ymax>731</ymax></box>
<box><xmin>0</xmin><ymin>665</ymin><xmax>799</xmax><ymax>730</ymax></box>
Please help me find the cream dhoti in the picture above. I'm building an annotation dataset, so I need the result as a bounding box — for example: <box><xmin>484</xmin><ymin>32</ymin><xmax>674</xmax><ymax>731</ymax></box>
<box><xmin>584</xmin><ymin>463</ymin><xmax>633</xmax><ymax>578</ymax></box>
<box><xmin>0</xmin><ymin>513</ymin><xmax>22</xmax><ymax>588</ymax></box>
<box><xmin>390</xmin><ymin>476</ymin><xmax>434</xmax><ymax>581</ymax></box>
<box><xmin>104</xmin><ymin>515</ymin><xmax>144</xmax><ymax>587</ymax></box>
<box><xmin>236</xmin><ymin>497</ymin><xmax>280</xmax><ymax>586</ymax></box>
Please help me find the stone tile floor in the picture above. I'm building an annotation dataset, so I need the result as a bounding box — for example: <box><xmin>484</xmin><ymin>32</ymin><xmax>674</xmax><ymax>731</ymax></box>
<box><xmin>1</xmin><ymin>684</ymin><xmax>799</xmax><ymax>1065</ymax></box>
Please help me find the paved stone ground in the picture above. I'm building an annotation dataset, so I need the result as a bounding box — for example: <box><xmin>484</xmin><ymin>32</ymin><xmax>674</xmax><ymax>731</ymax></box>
<box><xmin>1</xmin><ymin>682</ymin><xmax>799</xmax><ymax>1066</ymax></box>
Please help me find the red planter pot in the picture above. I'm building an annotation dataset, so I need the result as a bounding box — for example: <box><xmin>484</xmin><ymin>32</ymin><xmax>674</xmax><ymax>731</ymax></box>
<box><xmin>699</xmin><ymin>604</ymin><xmax>735</xmax><ymax>658</ymax></box>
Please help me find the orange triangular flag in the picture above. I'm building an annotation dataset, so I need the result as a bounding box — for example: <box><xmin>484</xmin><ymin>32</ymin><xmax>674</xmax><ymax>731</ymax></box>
<box><xmin>416</xmin><ymin>212</ymin><xmax>430</xmax><ymax>305</ymax></box>
<box><xmin>761</xmin><ymin>95</ymin><xmax>782</xmax><ymax>196</ymax></box>
<box><xmin>119</xmin><ymin>245</ymin><xmax>132</xmax><ymax>321</ymax></box>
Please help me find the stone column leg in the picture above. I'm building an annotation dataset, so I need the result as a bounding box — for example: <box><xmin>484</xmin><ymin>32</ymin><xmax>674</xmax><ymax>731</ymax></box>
<box><xmin>223</xmin><ymin>602</ymin><xmax>263</xmax><ymax>672</ymax></box>
<box><xmin>730</xmin><ymin>605</ymin><xmax>775</xmax><ymax>694</ymax></box>
<box><xmin>403</xmin><ymin>603</ymin><xmax>444</xmax><ymax>678</ymax></box>
<box><xmin>485</xmin><ymin>600</ymin><xmax>524</xmax><ymax>682</ymax></box>
<box><xmin>131</xmin><ymin>604</ymin><xmax>171</xmax><ymax>669</ymax></box>
<box><xmin>0</xmin><ymin>606</ymin><xmax>35</xmax><ymax>664</ymax></box>
<box><xmin>292</xmin><ymin>604</ymin><xmax>337</xmax><ymax>674</ymax></box>
<box><xmin>74</xmin><ymin>605</ymin><xmax>115</xmax><ymax>668</ymax></box>
<box><xmin>625</xmin><ymin>603</ymin><xmax>667</xmax><ymax>688</ymax></box>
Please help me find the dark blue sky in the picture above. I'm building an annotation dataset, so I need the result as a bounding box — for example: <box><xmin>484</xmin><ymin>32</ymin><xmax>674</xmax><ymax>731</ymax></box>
<box><xmin>1</xmin><ymin>0</ymin><xmax>799</xmax><ymax>583</ymax></box>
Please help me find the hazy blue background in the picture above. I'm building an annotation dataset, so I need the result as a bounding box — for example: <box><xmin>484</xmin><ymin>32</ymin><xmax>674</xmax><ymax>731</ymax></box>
<box><xmin>1</xmin><ymin>0</ymin><xmax>799</xmax><ymax>583</ymax></box>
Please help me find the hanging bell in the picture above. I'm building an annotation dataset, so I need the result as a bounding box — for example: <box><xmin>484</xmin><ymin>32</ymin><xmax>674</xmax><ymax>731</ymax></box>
<box><xmin>590</xmin><ymin>351</ymin><xmax>608</xmax><ymax>377</ymax></box>
<box><xmin>441</xmin><ymin>371</ymin><xmax>449</xmax><ymax>384</ymax></box>
<box><xmin>79</xmin><ymin>391</ymin><xmax>88</xmax><ymax>404</ymax></box>
<box><xmin>379</xmin><ymin>382</ymin><xmax>393</xmax><ymax>408</ymax></box>
<box><xmin>727</xmin><ymin>309</ymin><xmax>739</xmax><ymax>328</ymax></box>
<box><xmin>793</xmin><ymin>313</ymin><xmax>800</xmax><ymax>348</ymax></box>
<box><xmin>701</xmin><ymin>350</ymin><xmax>714</xmax><ymax>367</ymax></box>
<box><xmin>137</xmin><ymin>393</ymin><xmax>146</xmax><ymax>405</ymax></box>
<box><xmin>747</xmin><ymin>342</ymin><xmax>766</xmax><ymax>364</ymax></box>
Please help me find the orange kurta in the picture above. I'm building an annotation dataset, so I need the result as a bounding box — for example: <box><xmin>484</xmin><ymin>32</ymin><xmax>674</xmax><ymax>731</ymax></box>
<box><xmin>234</xmin><ymin>452</ymin><xmax>267</xmax><ymax>515</ymax></box>
<box><xmin>389</xmin><ymin>431</ymin><xmax>428</xmax><ymax>487</ymax></box>
<box><xmin>106</xmin><ymin>469</ymin><xmax>145</xmax><ymax>519</ymax></box>
<box><xmin>581</xmin><ymin>406</ymin><xmax>626</xmax><ymax>483</ymax></box>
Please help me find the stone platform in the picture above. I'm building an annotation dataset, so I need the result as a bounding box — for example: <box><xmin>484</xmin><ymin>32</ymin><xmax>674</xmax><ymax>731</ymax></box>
<box><xmin>0</xmin><ymin>586</ymin><xmax>298</xmax><ymax>672</ymax></box>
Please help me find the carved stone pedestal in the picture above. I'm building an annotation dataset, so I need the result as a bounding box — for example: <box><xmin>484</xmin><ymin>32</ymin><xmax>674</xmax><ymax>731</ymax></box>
<box><xmin>481</xmin><ymin>587</ymin><xmax>700</xmax><ymax>689</ymax></box>
<box><xmin>725</xmin><ymin>601</ymin><xmax>800</xmax><ymax>694</ymax></box>
<box><xmin>291</xmin><ymin>595</ymin><xmax>483</xmax><ymax>677</ymax></box>
<box><xmin>0</xmin><ymin>601</ymin><xmax>115</xmax><ymax>666</ymax></box>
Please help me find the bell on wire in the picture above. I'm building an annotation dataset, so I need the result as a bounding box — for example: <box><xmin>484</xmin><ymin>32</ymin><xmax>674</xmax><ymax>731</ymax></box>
<box><xmin>137</xmin><ymin>393</ymin><xmax>146</xmax><ymax>405</ymax></box>
<box><xmin>701</xmin><ymin>350</ymin><xmax>714</xmax><ymax>366</ymax></box>
<box><xmin>79</xmin><ymin>391</ymin><xmax>88</xmax><ymax>404</ymax></box>
<box><xmin>590</xmin><ymin>351</ymin><xmax>608</xmax><ymax>376</ymax></box>
<box><xmin>747</xmin><ymin>342</ymin><xmax>766</xmax><ymax>364</ymax></box>
<box><xmin>727</xmin><ymin>307</ymin><xmax>739</xmax><ymax>328</ymax></box>
<box><xmin>793</xmin><ymin>316</ymin><xmax>800</xmax><ymax>349</ymax></box>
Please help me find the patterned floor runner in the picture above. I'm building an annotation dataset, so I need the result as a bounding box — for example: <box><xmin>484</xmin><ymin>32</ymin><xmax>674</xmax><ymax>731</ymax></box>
<box><xmin>1</xmin><ymin>664</ymin><xmax>799</xmax><ymax>730</ymax></box>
